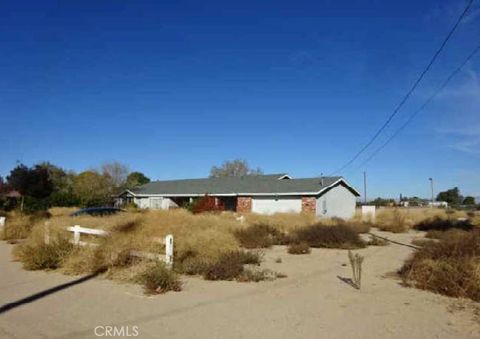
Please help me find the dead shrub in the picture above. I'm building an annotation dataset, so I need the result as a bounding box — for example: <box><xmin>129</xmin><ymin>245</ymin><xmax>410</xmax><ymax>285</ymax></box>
<box><xmin>425</xmin><ymin>228</ymin><xmax>471</xmax><ymax>240</ymax></box>
<box><xmin>136</xmin><ymin>262</ymin><xmax>182</xmax><ymax>294</ymax></box>
<box><xmin>237</xmin><ymin>268</ymin><xmax>279</xmax><ymax>282</ymax></box>
<box><xmin>346</xmin><ymin>221</ymin><xmax>372</xmax><ymax>234</ymax></box>
<box><xmin>367</xmin><ymin>235</ymin><xmax>389</xmax><ymax>246</ymax></box>
<box><xmin>15</xmin><ymin>236</ymin><xmax>74</xmax><ymax>270</ymax></box>
<box><xmin>293</xmin><ymin>224</ymin><xmax>366</xmax><ymax>249</ymax></box>
<box><xmin>399</xmin><ymin>231</ymin><xmax>480</xmax><ymax>301</ymax></box>
<box><xmin>414</xmin><ymin>216</ymin><xmax>473</xmax><ymax>232</ymax></box>
<box><xmin>1</xmin><ymin>213</ymin><xmax>46</xmax><ymax>240</ymax></box>
<box><xmin>203</xmin><ymin>250</ymin><xmax>262</xmax><ymax>280</ymax></box>
<box><xmin>410</xmin><ymin>238</ymin><xmax>435</xmax><ymax>247</ymax></box>
<box><xmin>175</xmin><ymin>256</ymin><xmax>211</xmax><ymax>275</ymax></box>
<box><xmin>287</xmin><ymin>242</ymin><xmax>311</xmax><ymax>254</ymax></box>
<box><xmin>234</xmin><ymin>224</ymin><xmax>287</xmax><ymax>248</ymax></box>
<box><xmin>376</xmin><ymin>209</ymin><xmax>408</xmax><ymax>233</ymax></box>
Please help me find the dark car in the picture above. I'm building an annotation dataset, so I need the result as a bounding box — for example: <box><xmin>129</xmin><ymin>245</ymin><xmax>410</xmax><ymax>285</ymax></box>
<box><xmin>70</xmin><ymin>207</ymin><xmax>125</xmax><ymax>217</ymax></box>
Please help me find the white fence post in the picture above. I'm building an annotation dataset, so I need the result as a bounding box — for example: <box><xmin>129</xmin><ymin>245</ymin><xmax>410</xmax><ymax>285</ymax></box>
<box><xmin>0</xmin><ymin>217</ymin><xmax>5</xmax><ymax>235</ymax></box>
<box><xmin>165</xmin><ymin>234</ymin><xmax>174</xmax><ymax>266</ymax></box>
<box><xmin>73</xmin><ymin>225</ymin><xmax>81</xmax><ymax>245</ymax></box>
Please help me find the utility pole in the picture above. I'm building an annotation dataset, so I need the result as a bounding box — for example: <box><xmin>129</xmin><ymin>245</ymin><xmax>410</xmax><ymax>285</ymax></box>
<box><xmin>363</xmin><ymin>171</ymin><xmax>367</xmax><ymax>204</ymax></box>
<box><xmin>429</xmin><ymin>178</ymin><xmax>434</xmax><ymax>208</ymax></box>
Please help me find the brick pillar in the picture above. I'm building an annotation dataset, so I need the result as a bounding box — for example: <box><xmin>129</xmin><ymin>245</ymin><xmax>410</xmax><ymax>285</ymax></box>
<box><xmin>236</xmin><ymin>197</ymin><xmax>252</xmax><ymax>213</ymax></box>
<box><xmin>302</xmin><ymin>197</ymin><xmax>316</xmax><ymax>214</ymax></box>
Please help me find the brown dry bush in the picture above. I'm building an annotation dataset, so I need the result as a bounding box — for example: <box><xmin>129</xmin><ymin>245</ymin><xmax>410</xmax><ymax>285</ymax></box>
<box><xmin>1</xmin><ymin>212</ymin><xmax>51</xmax><ymax>241</ymax></box>
<box><xmin>237</xmin><ymin>268</ymin><xmax>280</xmax><ymax>282</ymax></box>
<box><xmin>287</xmin><ymin>242</ymin><xmax>311</xmax><ymax>254</ymax></box>
<box><xmin>136</xmin><ymin>262</ymin><xmax>182</xmax><ymax>294</ymax></box>
<box><xmin>399</xmin><ymin>230</ymin><xmax>480</xmax><ymax>301</ymax></box>
<box><xmin>203</xmin><ymin>250</ymin><xmax>262</xmax><ymax>281</ymax></box>
<box><xmin>375</xmin><ymin>209</ymin><xmax>408</xmax><ymax>233</ymax></box>
<box><xmin>414</xmin><ymin>216</ymin><xmax>473</xmax><ymax>232</ymax></box>
<box><xmin>367</xmin><ymin>235</ymin><xmax>389</xmax><ymax>246</ymax></box>
<box><xmin>243</xmin><ymin>212</ymin><xmax>316</xmax><ymax>233</ymax></box>
<box><xmin>15</xmin><ymin>235</ymin><xmax>74</xmax><ymax>270</ymax></box>
<box><xmin>293</xmin><ymin>224</ymin><xmax>366</xmax><ymax>249</ymax></box>
<box><xmin>233</xmin><ymin>224</ymin><xmax>287</xmax><ymax>248</ymax></box>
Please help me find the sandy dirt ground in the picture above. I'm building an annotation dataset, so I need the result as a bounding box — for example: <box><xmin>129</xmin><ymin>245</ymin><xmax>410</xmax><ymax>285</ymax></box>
<box><xmin>0</xmin><ymin>230</ymin><xmax>479</xmax><ymax>339</ymax></box>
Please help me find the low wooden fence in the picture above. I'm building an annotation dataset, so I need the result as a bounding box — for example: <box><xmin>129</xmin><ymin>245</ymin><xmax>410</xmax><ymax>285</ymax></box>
<box><xmin>45</xmin><ymin>224</ymin><xmax>174</xmax><ymax>266</ymax></box>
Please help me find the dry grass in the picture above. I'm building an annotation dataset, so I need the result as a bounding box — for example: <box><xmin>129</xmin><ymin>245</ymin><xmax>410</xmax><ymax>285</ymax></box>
<box><xmin>1</xmin><ymin>211</ymin><xmax>51</xmax><ymax>241</ymax></box>
<box><xmin>292</xmin><ymin>223</ymin><xmax>366</xmax><ymax>249</ymax></box>
<box><xmin>399</xmin><ymin>229</ymin><xmax>480</xmax><ymax>302</ymax></box>
<box><xmin>48</xmin><ymin>207</ymin><xmax>79</xmax><ymax>217</ymax></box>
<box><xmin>14</xmin><ymin>209</ymin><xmax>243</xmax><ymax>280</ymax></box>
<box><xmin>234</xmin><ymin>224</ymin><xmax>287</xmax><ymax>248</ymax></box>
<box><xmin>373</xmin><ymin>208</ymin><xmax>468</xmax><ymax>233</ymax></box>
<box><xmin>243</xmin><ymin>212</ymin><xmax>316</xmax><ymax>233</ymax></box>
<box><xmin>414</xmin><ymin>217</ymin><xmax>473</xmax><ymax>232</ymax></box>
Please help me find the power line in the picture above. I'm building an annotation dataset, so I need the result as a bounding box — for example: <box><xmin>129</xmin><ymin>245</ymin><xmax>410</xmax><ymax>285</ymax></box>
<box><xmin>329</xmin><ymin>0</ymin><xmax>475</xmax><ymax>175</ymax></box>
<box><xmin>356</xmin><ymin>43</ymin><xmax>480</xmax><ymax>169</ymax></box>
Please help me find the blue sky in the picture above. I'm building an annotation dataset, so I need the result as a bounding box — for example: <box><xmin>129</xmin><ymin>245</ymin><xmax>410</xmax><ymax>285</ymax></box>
<box><xmin>1</xmin><ymin>0</ymin><xmax>479</xmax><ymax>199</ymax></box>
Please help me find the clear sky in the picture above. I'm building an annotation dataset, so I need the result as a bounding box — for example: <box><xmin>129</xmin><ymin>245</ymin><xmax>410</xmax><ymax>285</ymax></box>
<box><xmin>1</xmin><ymin>0</ymin><xmax>479</xmax><ymax>199</ymax></box>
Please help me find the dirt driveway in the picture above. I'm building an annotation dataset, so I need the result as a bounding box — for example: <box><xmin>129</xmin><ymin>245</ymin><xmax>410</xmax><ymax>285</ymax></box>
<box><xmin>1</xmin><ymin>231</ymin><xmax>479</xmax><ymax>339</ymax></box>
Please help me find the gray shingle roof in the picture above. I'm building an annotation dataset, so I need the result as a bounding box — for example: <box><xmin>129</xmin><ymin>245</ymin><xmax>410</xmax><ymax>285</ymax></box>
<box><xmin>127</xmin><ymin>174</ymin><xmax>359</xmax><ymax>196</ymax></box>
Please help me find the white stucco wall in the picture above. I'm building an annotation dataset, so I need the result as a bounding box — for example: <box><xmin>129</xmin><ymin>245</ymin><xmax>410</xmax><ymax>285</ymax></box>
<box><xmin>316</xmin><ymin>185</ymin><xmax>357</xmax><ymax>219</ymax></box>
<box><xmin>134</xmin><ymin>197</ymin><xmax>176</xmax><ymax>210</ymax></box>
<box><xmin>251</xmin><ymin>197</ymin><xmax>302</xmax><ymax>214</ymax></box>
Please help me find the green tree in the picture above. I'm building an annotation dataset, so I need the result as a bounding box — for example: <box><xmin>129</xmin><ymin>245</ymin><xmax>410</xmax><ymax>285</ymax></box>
<box><xmin>7</xmin><ymin>164</ymin><xmax>53</xmax><ymax>199</ymax></box>
<box><xmin>209</xmin><ymin>159</ymin><xmax>263</xmax><ymax>178</ymax></box>
<box><xmin>371</xmin><ymin>197</ymin><xmax>395</xmax><ymax>207</ymax></box>
<box><xmin>463</xmin><ymin>196</ymin><xmax>476</xmax><ymax>205</ymax></box>
<box><xmin>6</xmin><ymin>164</ymin><xmax>54</xmax><ymax>211</ymax></box>
<box><xmin>436</xmin><ymin>187</ymin><xmax>463</xmax><ymax>206</ymax></box>
<box><xmin>126</xmin><ymin>172</ymin><xmax>150</xmax><ymax>188</ymax></box>
<box><xmin>73</xmin><ymin>171</ymin><xmax>112</xmax><ymax>207</ymax></box>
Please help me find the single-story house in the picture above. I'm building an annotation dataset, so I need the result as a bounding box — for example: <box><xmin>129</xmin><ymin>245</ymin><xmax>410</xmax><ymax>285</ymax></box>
<box><xmin>117</xmin><ymin>173</ymin><xmax>360</xmax><ymax>219</ymax></box>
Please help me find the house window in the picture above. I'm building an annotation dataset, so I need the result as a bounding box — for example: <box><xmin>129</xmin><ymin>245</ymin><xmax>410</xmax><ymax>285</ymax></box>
<box><xmin>322</xmin><ymin>199</ymin><xmax>327</xmax><ymax>214</ymax></box>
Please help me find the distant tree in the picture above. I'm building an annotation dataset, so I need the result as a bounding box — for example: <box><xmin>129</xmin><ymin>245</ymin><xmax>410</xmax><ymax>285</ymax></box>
<box><xmin>73</xmin><ymin>171</ymin><xmax>112</xmax><ymax>207</ymax></box>
<box><xmin>0</xmin><ymin>176</ymin><xmax>7</xmax><ymax>194</ymax></box>
<box><xmin>6</xmin><ymin>164</ymin><xmax>54</xmax><ymax>211</ymax></box>
<box><xmin>7</xmin><ymin>164</ymin><xmax>53</xmax><ymax>199</ymax></box>
<box><xmin>6</xmin><ymin>164</ymin><xmax>30</xmax><ymax>196</ymax></box>
<box><xmin>371</xmin><ymin>197</ymin><xmax>395</xmax><ymax>207</ymax></box>
<box><xmin>126</xmin><ymin>172</ymin><xmax>150</xmax><ymax>188</ymax></box>
<box><xmin>436</xmin><ymin>187</ymin><xmax>463</xmax><ymax>206</ymax></box>
<box><xmin>37</xmin><ymin>162</ymin><xmax>75</xmax><ymax>193</ymax></box>
<box><xmin>209</xmin><ymin>159</ymin><xmax>263</xmax><ymax>178</ymax></box>
<box><xmin>463</xmin><ymin>196</ymin><xmax>476</xmax><ymax>205</ymax></box>
<box><xmin>102</xmin><ymin>161</ymin><xmax>129</xmax><ymax>189</ymax></box>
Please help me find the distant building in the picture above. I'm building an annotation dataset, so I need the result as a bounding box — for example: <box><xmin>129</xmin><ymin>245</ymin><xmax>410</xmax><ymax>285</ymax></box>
<box><xmin>428</xmin><ymin>201</ymin><xmax>448</xmax><ymax>208</ymax></box>
<box><xmin>117</xmin><ymin>173</ymin><xmax>360</xmax><ymax>219</ymax></box>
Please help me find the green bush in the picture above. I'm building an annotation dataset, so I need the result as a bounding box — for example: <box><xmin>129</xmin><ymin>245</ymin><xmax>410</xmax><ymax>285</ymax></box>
<box><xmin>137</xmin><ymin>262</ymin><xmax>182</xmax><ymax>294</ymax></box>
<box><xmin>293</xmin><ymin>224</ymin><xmax>366</xmax><ymax>249</ymax></box>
